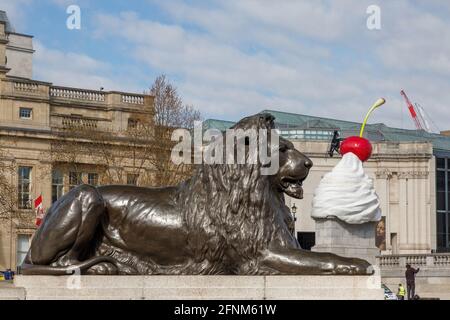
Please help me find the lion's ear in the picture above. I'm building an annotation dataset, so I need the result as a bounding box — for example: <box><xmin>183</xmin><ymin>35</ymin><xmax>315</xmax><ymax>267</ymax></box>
<box><xmin>259</xmin><ymin>113</ymin><xmax>275</xmax><ymax>129</ymax></box>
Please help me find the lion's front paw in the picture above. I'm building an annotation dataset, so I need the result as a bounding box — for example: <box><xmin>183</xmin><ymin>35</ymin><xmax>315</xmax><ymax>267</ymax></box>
<box><xmin>86</xmin><ymin>262</ymin><xmax>118</xmax><ymax>275</ymax></box>
<box><xmin>329</xmin><ymin>256</ymin><xmax>373</xmax><ymax>275</ymax></box>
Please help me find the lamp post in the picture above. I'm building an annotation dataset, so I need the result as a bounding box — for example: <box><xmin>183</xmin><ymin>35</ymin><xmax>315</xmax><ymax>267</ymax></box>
<box><xmin>291</xmin><ymin>203</ymin><xmax>297</xmax><ymax>222</ymax></box>
<box><xmin>291</xmin><ymin>203</ymin><xmax>298</xmax><ymax>237</ymax></box>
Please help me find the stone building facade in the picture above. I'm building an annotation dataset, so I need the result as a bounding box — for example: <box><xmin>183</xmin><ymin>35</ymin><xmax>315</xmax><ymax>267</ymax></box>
<box><xmin>0</xmin><ymin>10</ymin><xmax>33</xmax><ymax>79</ymax></box>
<box><xmin>0</xmin><ymin>16</ymin><xmax>154</xmax><ymax>270</ymax></box>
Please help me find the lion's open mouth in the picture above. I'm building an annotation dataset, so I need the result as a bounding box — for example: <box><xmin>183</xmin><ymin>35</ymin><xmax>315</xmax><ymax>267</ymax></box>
<box><xmin>280</xmin><ymin>176</ymin><xmax>305</xmax><ymax>199</ymax></box>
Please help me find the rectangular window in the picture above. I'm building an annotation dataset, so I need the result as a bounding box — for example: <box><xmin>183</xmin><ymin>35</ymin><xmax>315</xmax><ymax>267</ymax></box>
<box><xmin>448</xmin><ymin>173</ymin><xmax>450</xmax><ymax>210</ymax></box>
<box><xmin>19</xmin><ymin>107</ymin><xmax>32</xmax><ymax>119</ymax></box>
<box><xmin>52</xmin><ymin>170</ymin><xmax>64</xmax><ymax>203</ymax></box>
<box><xmin>127</xmin><ymin>174</ymin><xmax>139</xmax><ymax>186</ymax></box>
<box><xmin>69</xmin><ymin>172</ymin><xmax>82</xmax><ymax>190</ymax></box>
<box><xmin>437</xmin><ymin>170</ymin><xmax>446</xmax><ymax>211</ymax></box>
<box><xmin>16</xmin><ymin>234</ymin><xmax>31</xmax><ymax>266</ymax></box>
<box><xmin>18</xmin><ymin>166</ymin><xmax>32</xmax><ymax>209</ymax></box>
<box><xmin>437</xmin><ymin>158</ymin><xmax>446</xmax><ymax>169</ymax></box>
<box><xmin>437</xmin><ymin>213</ymin><xmax>446</xmax><ymax>234</ymax></box>
<box><xmin>448</xmin><ymin>212</ymin><xmax>450</xmax><ymax>236</ymax></box>
<box><xmin>128</xmin><ymin>118</ymin><xmax>139</xmax><ymax>129</ymax></box>
<box><xmin>88</xmin><ymin>173</ymin><xmax>98</xmax><ymax>186</ymax></box>
<box><xmin>436</xmin><ymin>157</ymin><xmax>450</xmax><ymax>252</ymax></box>
<box><xmin>437</xmin><ymin>233</ymin><xmax>446</xmax><ymax>250</ymax></box>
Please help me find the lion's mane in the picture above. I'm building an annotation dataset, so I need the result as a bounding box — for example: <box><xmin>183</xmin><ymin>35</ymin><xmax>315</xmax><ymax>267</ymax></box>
<box><xmin>177</xmin><ymin>114</ymin><xmax>296</xmax><ymax>274</ymax></box>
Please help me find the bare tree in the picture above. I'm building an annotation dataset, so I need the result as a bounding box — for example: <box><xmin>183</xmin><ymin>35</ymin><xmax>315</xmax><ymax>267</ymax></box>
<box><xmin>46</xmin><ymin>74</ymin><xmax>201</xmax><ymax>188</ymax></box>
<box><xmin>48</xmin><ymin>125</ymin><xmax>154</xmax><ymax>186</ymax></box>
<box><xmin>149</xmin><ymin>74</ymin><xmax>201</xmax><ymax>185</ymax></box>
<box><xmin>151</xmin><ymin>75</ymin><xmax>201</xmax><ymax>129</ymax></box>
<box><xmin>0</xmin><ymin>146</ymin><xmax>16</xmax><ymax>220</ymax></box>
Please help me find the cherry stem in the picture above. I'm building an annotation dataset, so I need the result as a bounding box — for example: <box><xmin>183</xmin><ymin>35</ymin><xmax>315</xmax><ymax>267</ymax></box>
<box><xmin>359</xmin><ymin>98</ymin><xmax>386</xmax><ymax>137</ymax></box>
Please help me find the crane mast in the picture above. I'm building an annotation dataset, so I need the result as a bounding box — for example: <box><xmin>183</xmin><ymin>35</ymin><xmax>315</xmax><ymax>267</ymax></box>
<box><xmin>400</xmin><ymin>90</ymin><xmax>424</xmax><ymax>130</ymax></box>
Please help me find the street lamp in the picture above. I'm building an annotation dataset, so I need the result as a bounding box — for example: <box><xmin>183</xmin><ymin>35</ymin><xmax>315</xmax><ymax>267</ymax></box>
<box><xmin>291</xmin><ymin>203</ymin><xmax>297</xmax><ymax>222</ymax></box>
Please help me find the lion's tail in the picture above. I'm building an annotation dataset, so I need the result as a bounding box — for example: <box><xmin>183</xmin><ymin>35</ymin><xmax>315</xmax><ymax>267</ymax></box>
<box><xmin>20</xmin><ymin>256</ymin><xmax>117</xmax><ymax>275</ymax></box>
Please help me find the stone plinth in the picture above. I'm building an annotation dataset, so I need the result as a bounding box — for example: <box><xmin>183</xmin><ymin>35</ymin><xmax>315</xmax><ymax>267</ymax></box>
<box><xmin>312</xmin><ymin>217</ymin><xmax>380</xmax><ymax>265</ymax></box>
<box><xmin>0</xmin><ymin>282</ymin><xmax>26</xmax><ymax>300</ymax></box>
<box><xmin>13</xmin><ymin>275</ymin><xmax>384</xmax><ymax>300</ymax></box>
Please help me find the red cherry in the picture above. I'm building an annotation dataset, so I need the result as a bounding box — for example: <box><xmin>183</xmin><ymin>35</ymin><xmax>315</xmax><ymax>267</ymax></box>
<box><xmin>340</xmin><ymin>136</ymin><xmax>372</xmax><ymax>162</ymax></box>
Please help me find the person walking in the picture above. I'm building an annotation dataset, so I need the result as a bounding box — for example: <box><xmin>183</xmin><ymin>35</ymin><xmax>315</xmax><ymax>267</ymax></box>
<box><xmin>405</xmin><ymin>264</ymin><xmax>420</xmax><ymax>300</ymax></box>
<box><xmin>397</xmin><ymin>283</ymin><xmax>406</xmax><ymax>300</ymax></box>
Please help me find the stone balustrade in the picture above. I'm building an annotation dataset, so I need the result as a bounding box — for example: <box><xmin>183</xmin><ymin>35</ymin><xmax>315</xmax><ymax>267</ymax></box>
<box><xmin>377</xmin><ymin>253</ymin><xmax>450</xmax><ymax>268</ymax></box>
<box><xmin>13</xmin><ymin>81</ymin><xmax>39</xmax><ymax>93</ymax></box>
<box><xmin>6</xmin><ymin>81</ymin><xmax>150</xmax><ymax>108</ymax></box>
<box><xmin>121</xmin><ymin>94</ymin><xmax>144</xmax><ymax>105</ymax></box>
<box><xmin>50</xmin><ymin>87</ymin><xmax>106</xmax><ymax>102</ymax></box>
<box><xmin>378</xmin><ymin>255</ymin><xmax>400</xmax><ymax>267</ymax></box>
<box><xmin>434</xmin><ymin>254</ymin><xmax>450</xmax><ymax>266</ymax></box>
<box><xmin>50</xmin><ymin>115</ymin><xmax>100</xmax><ymax>130</ymax></box>
<box><xmin>61</xmin><ymin>116</ymin><xmax>98</xmax><ymax>129</ymax></box>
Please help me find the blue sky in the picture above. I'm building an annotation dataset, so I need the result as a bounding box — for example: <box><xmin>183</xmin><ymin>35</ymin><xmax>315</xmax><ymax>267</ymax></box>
<box><xmin>2</xmin><ymin>0</ymin><xmax>450</xmax><ymax>131</ymax></box>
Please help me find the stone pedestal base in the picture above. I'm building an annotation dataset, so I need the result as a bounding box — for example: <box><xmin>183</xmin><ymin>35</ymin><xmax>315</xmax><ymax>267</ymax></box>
<box><xmin>13</xmin><ymin>275</ymin><xmax>384</xmax><ymax>300</ymax></box>
<box><xmin>312</xmin><ymin>218</ymin><xmax>380</xmax><ymax>266</ymax></box>
<box><xmin>0</xmin><ymin>282</ymin><xmax>25</xmax><ymax>300</ymax></box>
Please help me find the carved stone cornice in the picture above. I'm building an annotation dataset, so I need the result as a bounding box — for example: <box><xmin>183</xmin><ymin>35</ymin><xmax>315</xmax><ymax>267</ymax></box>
<box><xmin>375</xmin><ymin>169</ymin><xmax>393</xmax><ymax>179</ymax></box>
<box><xmin>398</xmin><ymin>171</ymin><xmax>429</xmax><ymax>179</ymax></box>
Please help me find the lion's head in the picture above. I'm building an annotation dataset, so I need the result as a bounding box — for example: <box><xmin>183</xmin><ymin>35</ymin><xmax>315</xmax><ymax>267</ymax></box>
<box><xmin>227</xmin><ymin>113</ymin><xmax>313</xmax><ymax>200</ymax></box>
<box><xmin>179</xmin><ymin>113</ymin><xmax>312</xmax><ymax>274</ymax></box>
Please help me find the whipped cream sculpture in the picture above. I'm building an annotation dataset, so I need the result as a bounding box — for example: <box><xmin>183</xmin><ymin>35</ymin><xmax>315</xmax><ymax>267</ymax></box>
<box><xmin>311</xmin><ymin>98</ymin><xmax>386</xmax><ymax>224</ymax></box>
<box><xmin>311</xmin><ymin>152</ymin><xmax>381</xmax><ymax>223</ymax></box>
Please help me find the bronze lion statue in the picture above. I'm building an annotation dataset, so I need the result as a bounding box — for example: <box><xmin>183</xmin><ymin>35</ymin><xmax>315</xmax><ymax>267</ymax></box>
<box><xmin>22</xmin><ymin>113</ymin><xmax>371</xmax><ymax>275</ymax></box>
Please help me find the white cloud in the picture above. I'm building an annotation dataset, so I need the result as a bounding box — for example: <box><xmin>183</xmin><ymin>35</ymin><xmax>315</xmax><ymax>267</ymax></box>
<box><xmin>50</xmin><ymin>0</ymin><xmax>77</xmax><ymax>7</ymax></box>
<box><xmin>94</xmin><ymin>9</ymin><xmax>367</xmax><ymax>121</ymax></box>
<box><xmin>33</xmin><ymin>41</ymin><xmax>140</xmax><ymax>92</ymax></box>
<box><xmin>160</xmin><ymin>0</ymin><xmax>365</xmax><ymax>43</ymax></box>
<box><xmin>0</xmin><ymin>0</ymin><xmax>33</xmax><ymax>30</ymax></box>
<box><xmin>374</xmin><ymin>1</ymin><xmax>450</xmax><ymax>76</ymax></box>
<box><xmin>25</xmin><ymin>0</ymin><xmax>450</xmax><ymax>131</ymax></box>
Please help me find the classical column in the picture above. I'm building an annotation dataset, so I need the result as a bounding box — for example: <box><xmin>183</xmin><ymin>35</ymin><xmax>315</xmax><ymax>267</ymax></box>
<box><xmin>417</xmin><ymin>171</ymin><xmax>431</xmax><ymax>252</ymax></box>
<box><xmin>398</xmin><ymin>173</ymin><xmax>409</xmax><ymax>252</ymax></box>
<box><xmin>398</xmin><ymin>171</ymin><xmax>431</xmax><ymax>253</ymax></box>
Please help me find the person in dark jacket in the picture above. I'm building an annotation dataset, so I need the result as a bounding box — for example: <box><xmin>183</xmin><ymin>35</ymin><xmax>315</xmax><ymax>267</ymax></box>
<box><xmin>405</xmin><ymin>264</ymin><xmax>420</xmax><ymax>300</ymax></box>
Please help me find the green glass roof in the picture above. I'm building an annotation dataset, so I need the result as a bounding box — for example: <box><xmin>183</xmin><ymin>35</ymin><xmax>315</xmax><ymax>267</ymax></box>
<box><xmin>203</xmin><ymin>109</ymin><xmax>450</xmax><ymax>153</ymax></box>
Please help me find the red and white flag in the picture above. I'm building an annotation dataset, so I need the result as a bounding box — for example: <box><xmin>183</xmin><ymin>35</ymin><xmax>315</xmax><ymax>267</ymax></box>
<box><xmin>34</xmin><ymin>195</ymin><xmax>45</xmax><ymax>227</ymax></box>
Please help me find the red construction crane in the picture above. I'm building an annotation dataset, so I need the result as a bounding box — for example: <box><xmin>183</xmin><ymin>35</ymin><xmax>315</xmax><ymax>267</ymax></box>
<box><xmin>400</xmin><ymin>90</ymin><xmax>423</xmax><ymax>130</ymax></box>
